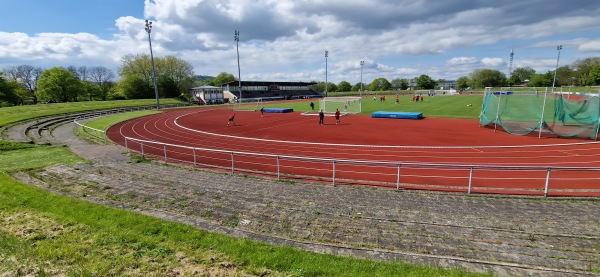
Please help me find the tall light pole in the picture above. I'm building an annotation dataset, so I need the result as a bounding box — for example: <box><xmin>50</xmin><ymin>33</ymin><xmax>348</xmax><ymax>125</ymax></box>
<box><xmin>360</xmin><ymin>60</ymin><xmax>364</xmax><ymax>98</ymax></box>
<box><xmin>551</xmin><ymin>45</ymin><xmax>563</xmax><ymax>92</ymax></box>
<box><xmin>234</xmin><ymin>30</ymin><xmax>242</xmax><ymax>102</ymax></box>
<box><xmin>325</xmin><ymin>50</ymin><xmax>328</xmax><ymax>97</ymax></box>
<box><xmin>144</xmin><ymin>20</ymin><xmax>160</xmax><ymax>109</ymax></box>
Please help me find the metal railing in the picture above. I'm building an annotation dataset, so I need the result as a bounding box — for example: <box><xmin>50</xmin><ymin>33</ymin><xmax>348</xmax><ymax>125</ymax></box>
<box><xmin>74</xmin><ymin>103</ymin><xmax>192</xmax><ymax>142</ymax></box>
<box><xmin>121</xmin><ymin>136</ymin><xmax>600</xmax><ymax>197</ymax></box>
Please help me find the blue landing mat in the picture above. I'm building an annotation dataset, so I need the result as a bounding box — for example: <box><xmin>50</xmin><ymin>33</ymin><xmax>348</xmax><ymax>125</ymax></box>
<box><xmin>263</xmin><ymin>108</ymin><xmax>293</xmax><ymax>113</ymax></box>
<box><xmin>371</xmin><ymin>111</ymin><xmax>423</xmax><ymax>119</ymax></box>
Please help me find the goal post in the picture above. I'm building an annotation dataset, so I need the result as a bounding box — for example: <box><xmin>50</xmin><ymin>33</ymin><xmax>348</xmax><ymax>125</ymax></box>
<box><xmin>319</xmin><ymin>97</ymin><xmax>362</xmax><ymax>114</ymax></box>
<box><xmin>233</xmin><ymin>98</ymin><xmax>263</xmax><ymax>111</ymax></box>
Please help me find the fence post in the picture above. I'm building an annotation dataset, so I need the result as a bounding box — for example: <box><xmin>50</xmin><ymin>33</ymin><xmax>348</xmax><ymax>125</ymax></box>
<box><xmin>331</xmin><ymin>160</ymin><xmax>335</xmax><ymax>186</ymax></box>
<box><xmin>544</xmin><ymin>167</ymin><xmax>551</xmax><ymax>197</ymax></box>
<box><xmin>231</xmin><ymin>152</ymin><xmax>235</xmax><ymax>174</ymax></box>
<box><xmin>396</xmin><ymin>163</ymin><xmax>401</xmax><ymax>190</ymax></box>
<box><xmin>193</xmin><ymin>148</ymin><xmax>197</xmax><ymax>166</ymax></box>
<box><xmin>277</xmin><ymin>156</ymin><xmax>281</xmax><ymax>180</ymax></box>
<box><xmin>140</xmin><ymin>142</ymin><xmax>145</xmax><ymax>157</ymax></box>
<box><xmin>468</xmin><ymin>166</ymin><xmax>474</xmax><ymax>194</ymax></box>
<box><xmin>163</xmin><ymin>145</ymin><xmax>167</xmax><ymax>163</ymax></box>
<box><xmin>124</xmin><ymin>138</ymin><xmax>129</xmax><ymax>152</ymax></box>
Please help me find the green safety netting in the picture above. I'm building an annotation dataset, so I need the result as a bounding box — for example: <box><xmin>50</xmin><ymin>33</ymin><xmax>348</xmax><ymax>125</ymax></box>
<box><xmin>479</xmin><ymin>91</ymin><xmax>600</xmax><ymax>140</ymax></box>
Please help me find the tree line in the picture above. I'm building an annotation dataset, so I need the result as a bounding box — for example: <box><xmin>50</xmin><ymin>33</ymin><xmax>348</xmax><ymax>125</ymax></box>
<box><xmin>3</xmin><ymin>55</ymin><xmax>600</xmax><ymax>106</ymax></box>
<box><xmin>0</xmin><ymin>54</ymin><xmax>196</xmax><ymax>106</ymax></box>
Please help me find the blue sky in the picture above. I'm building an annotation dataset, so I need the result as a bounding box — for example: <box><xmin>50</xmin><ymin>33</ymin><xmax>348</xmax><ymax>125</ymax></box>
<box><xmin>1</xmin><ymin>0</ymin><xmax>600</xmax><ymax>84</ymax></box>
<box><xmin>0</xmin><ymin>0</ymin><xmax>142</xmax><ymax>38</ymax></box>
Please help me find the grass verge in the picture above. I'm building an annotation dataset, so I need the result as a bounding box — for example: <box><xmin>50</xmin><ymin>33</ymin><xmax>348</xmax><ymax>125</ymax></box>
<box><xmin>75</xmin><ymin>110</ymin><xmax>160</xmax><ymax>143</ymax></box>
<box><xmin>0</xmin><ymin>140</ymin><xmax>489</xmax><ymax>276</ymax></box>
<box><xmin>0</xmin><ymin>98</ymin><xmax>185</xmax><ymax>127</ymax></box>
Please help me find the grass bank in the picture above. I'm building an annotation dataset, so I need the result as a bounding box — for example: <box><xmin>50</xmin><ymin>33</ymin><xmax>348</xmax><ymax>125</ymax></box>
<box><xmin>0</xmin><ymin>140</ymin><xmax>488</xmax><ymax>276</ymax></box>
<box><xmin>0</xmin><ymin>98</ymin><xmax>185</xmax><ymax>127</ymax></box>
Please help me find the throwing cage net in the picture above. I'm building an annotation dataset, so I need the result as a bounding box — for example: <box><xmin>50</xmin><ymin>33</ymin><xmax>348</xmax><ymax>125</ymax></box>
<box><xmin>319</xmin><ymin>97</ymin><xmax>362</xmax><ymax>114</ymax></box>
<box><xmin>479</xmin><ymin>88</ymin><xmax>600</xmax><ymax>139</ymax></box>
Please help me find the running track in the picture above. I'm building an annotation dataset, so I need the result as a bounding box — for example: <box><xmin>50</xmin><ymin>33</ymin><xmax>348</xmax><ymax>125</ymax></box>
<box><xmin>107</xmin><ymin>106</ymin><xmax>600</xmax><ymax>197</ymax></box>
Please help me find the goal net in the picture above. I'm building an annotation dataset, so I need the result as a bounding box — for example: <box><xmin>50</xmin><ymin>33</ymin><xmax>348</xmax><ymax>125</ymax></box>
<box><xmin>233</xmin><ymin>98</ymin><xmax>263</xmax><ymax>111</ymax></box>
<box><xmin>319</xmin><ymin>97</ymin><xmax>362</xmax><ymax>114</ymax></box>
<box><xmin>479</xmin><ymin>88</ymin><xmax>600</xmax><ymax>139</ymax></box>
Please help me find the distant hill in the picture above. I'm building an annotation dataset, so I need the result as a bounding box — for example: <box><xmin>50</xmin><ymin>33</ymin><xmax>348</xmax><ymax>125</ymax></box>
<box><xmin>194</xmin><ymin>75</ymin><xmax>215</xmax><ymax>82</ymax></box>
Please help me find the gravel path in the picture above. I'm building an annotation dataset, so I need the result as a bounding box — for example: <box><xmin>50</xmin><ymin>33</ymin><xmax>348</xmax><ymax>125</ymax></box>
<box><xmin>10</xmin><ymin>120</ymin><xmax>600</xmax><ymax>277</ymax></box>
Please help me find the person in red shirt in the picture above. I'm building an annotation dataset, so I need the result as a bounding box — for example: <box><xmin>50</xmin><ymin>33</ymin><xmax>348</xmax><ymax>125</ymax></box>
<box><xmin>227</xmin><ymin>114</ymin><xmax>235</xmax><ymax>126</ymax></box>
<box><xmin>335</xmin><ymin>108</ymin><xmax>341</xmax><ymax>125</ymax></box>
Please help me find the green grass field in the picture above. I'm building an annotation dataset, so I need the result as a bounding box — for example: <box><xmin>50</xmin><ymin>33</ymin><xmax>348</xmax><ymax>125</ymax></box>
<box><xmin>255</xmin><ymin>95</ymin><xmax>484</xmax><ymax>119</ymax></box>
<box><xmin>0</xmin><ymin>140</ymin><xmax>488</xmax><ymax>276</ymax></box>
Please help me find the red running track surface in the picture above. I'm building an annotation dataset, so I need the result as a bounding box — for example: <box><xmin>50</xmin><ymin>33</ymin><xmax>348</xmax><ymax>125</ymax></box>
<box><xmin>107</xmin><ymin>106</ymin><xmax>600</xmax><ymax>197</ymax></box>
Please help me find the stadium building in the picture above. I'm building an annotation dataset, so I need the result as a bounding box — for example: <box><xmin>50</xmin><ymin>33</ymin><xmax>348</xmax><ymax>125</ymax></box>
<box><xmin>222</xmin><ymin>81</ymin><xmax>322</xmax><ymax>102</ymax></box>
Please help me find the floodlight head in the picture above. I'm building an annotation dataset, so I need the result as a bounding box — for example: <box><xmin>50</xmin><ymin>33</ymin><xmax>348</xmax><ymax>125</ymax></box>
<box><xmin>234</xmin><ymin>30</ymin><xmax>239</xmax><ymax>41</ymax></box>
<box><xmin>360</xmin><ymin>60</ymin><xmax>364</xmax><ymax>66</ymax></box>
<box><xmin>325</xmin><ymin>50</ymin><xmax>328</xmax><ymax>57</ymax></box>
<box><xmin>145</xmin><ymin>20</ymin><xmax>152</xmax><ymax>33</ymax></box>
<box><xmin>557</xmin><ymin>45</ymin><xmax>562</xmax><ymax>50</ymax></box>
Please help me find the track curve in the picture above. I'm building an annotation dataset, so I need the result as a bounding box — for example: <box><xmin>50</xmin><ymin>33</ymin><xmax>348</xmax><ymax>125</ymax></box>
<box><xmin>107</xmin><ymin>106</ymin><xmax>600</xmax><ymax>197</ymax></box>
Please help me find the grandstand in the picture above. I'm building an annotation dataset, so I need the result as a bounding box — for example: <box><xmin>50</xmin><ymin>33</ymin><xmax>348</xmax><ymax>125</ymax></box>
<box><xmin>222</xmin><ymin>81</ymin><xmax>322</xmax><ymax>102</ymax></box>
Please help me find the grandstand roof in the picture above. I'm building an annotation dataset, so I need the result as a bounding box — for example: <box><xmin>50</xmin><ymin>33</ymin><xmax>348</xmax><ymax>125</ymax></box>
<box><xmin>222</xmin><ymin>81</ymin><xmax>317</xmax><ymax>86</ymax></box>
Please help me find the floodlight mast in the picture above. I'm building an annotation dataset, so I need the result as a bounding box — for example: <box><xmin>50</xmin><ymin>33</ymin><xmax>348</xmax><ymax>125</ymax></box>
<box><xmin>235</xmin><ymin>30</ymin><xmax>242</xmax><ymax>102</ymax></box>
<box><xmin>360</xmin><ymin>60</ymin><xmax>364</xmax><ymax>98</ymax></box>
<box><xmin>551</xmin><ymin>45</ymin><xmax>562</xmax><ymax>93</ymax></box>
<box><xmin>145</xmin><ymin>20</ymin><xmax>160</xmax><ymax>109</ymax></box>
<box><xmin>325</xmin><ymin>50</ymin><xmax>328</xmax><ymax>97</ymax></box>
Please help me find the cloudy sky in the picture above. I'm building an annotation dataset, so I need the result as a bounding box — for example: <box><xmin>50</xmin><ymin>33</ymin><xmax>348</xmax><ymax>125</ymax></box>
<box><xmin>1</xmin><ymin>0</ymin><xmax>600</xmax><ymax>84</ymax></box>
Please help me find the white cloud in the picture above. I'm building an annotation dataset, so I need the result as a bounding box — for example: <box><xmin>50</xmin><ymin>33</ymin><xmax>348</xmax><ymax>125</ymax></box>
<box><xmin>2</xmin><ymin>0</ymin><xmax>600</xmax><ymax>83</ymax></box>
<box><xmin>481</xmin><ymin>57</ymin><xmax>505</xmax><ymax>67</ymax></box>
<box><xmin>447</xmin><ymin>57</ymin><xmax>478</xmax><ymax>66</ymax></box>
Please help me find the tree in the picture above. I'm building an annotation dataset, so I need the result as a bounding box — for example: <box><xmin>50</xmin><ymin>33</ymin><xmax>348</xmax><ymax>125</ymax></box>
<box><xmin>351</xmin><ymin>82</ymin><xmax>365</xmax><ymax>92</ymax></box>
<box><xmin>158</xmin><ymin>75</ymin><xmax>179</xmax><ymax>98</ymax></box>
<box><xmin>37</xmin><ymin>67</ymin><xmax>82</xmax><ymax>102</ymax></box>
<box><xmin>391</xmin><ymin>78</ymin><xmax>409</xmax><ymax>90</ymax></box>
<box><xmin>508</xmin><ymin>67</ymin><xmax>535</xmax><ymax>86</ymax></box>
<box><xmin>555</xmin><ymin>66</ymin><xmax>574</xmax><ymax>87</ymax></box>
<box><xmin>209</xmin><ymin>72</ymin><xmax>236</xmax><ymax>86</ymax></box>
<box><xmin>159</xmin><ymin>56</ymin><xmax>195</xmax><ymax>96</ymax></box>
<box><xmin>326</xmin><ymin>82</ymin><xmax>337</xmax><ymax>93</ymax></box>
<box><xmin>527</xmin><ymin>72</ymin><xmax>553</xmax><ymax>87</ymax></box>
<box><xmin>586</xmin><ymin>65</ymin><xmax>600</xmax><ymax>85</ymax></box>
<box><xmin>2</xmin><ymin>65</ymin><xmax>43</xmax><ymax>103</ymax></box>
<box><xmin>468</xmin><ymin>69</ymin><xmax>506</xmax><ymax>88</ymax></box>
<box><xmin>119</xmin><ymin>75</ymin><xmax>152</xmax><ymax>99</ymax></box>
<box><xmin>511</xmin><ymin>67</ymin><xmax>536</xmax><ymax>81</ymax></box>
<box><xmin>311</xmin><ymin>82</ymin><xmax>336</xmax><ymax>94</ymax></box>
<box><xmin>119</xmin><ymin>54</ymin><xmax>195</xmax><ymax>97</ymax></box>
<box><xmin>77</xmin><ymin>66</ymin><xmax>90</xmax><ymax>81</ymax></box>
<box><xmin>90</xmin><ymin>66</ymin><xmax>115</xmax><ymax>101</ymax></box>
<box><xmin>572</xmin><ymin>57</ymin><xmax>600</xmax><ymax>86</ymax></box>
<box><xmin>337</xmin><ymin>81</ymin><xmax>352</xmax><ymax>92</ymax></box>
<box><xmin>416</xmin><ymin>74</ymin><xmax>437</xmax><ymax>89</ymax></box>
<box><xmin>369</xmin><ymin>78</ymin><xmax>391</xmax><ymax>91</ymax></box>
<box><xmin>80</xmin><ymin>81</ymin><xmax>103</xmax><ymax>101</ymax></box>
<box><xmin>455</xmin><ymin>76</ymin><xmax>470</xmax><ymax>91</ymax></box>
<box><xmin>0</xmin><ymin>73</ymin><xmax>19</xmax><ymax>106</ymax></box>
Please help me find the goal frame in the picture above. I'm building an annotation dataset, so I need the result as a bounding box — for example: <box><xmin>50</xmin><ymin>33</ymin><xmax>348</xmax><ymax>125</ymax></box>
<box><xmin>319</xmin><ymin>96</ymin><xmax>362</xmax><ymax>114</ymax></box>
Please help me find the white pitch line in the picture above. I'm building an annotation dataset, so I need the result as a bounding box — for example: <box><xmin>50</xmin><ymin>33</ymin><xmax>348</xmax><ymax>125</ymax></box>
<box><xmin>172</xmin><ymin>110</ymin><xmax>600</xmax><ymax>150</ymax></box>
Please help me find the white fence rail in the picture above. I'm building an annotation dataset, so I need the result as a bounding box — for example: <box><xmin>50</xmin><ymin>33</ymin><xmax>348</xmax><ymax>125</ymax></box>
<box><xmin>74</xmin><ymin>103</ymin><xmax>191</xmax><ymax>142</ymax></box>
<box><xmin>121</xmin><ymin>137</ymin><xmax>600</xmax><ymax>197</ymax></box>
